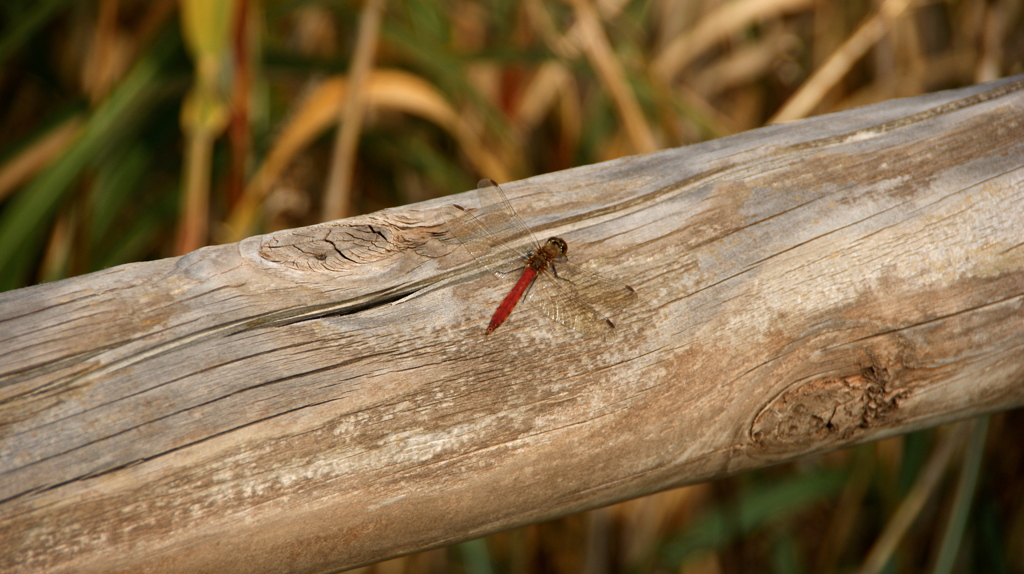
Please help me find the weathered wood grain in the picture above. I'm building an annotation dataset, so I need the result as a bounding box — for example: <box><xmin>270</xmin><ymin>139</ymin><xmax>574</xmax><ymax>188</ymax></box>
<box><xmin>2</xmin><ymin>75</ymin><xmax>1023</xmax><ymax>573</ymax></box>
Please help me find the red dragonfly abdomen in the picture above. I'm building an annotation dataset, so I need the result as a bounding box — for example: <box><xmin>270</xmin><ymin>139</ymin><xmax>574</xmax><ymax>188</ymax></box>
<box><xmin>487</xmin><ymin>266</ymin><xmax>538</xmax><ymax>334</ymax></box>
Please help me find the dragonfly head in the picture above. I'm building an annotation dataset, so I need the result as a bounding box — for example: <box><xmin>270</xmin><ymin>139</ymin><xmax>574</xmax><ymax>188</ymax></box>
<box><xmin>545</xmin><ymin>237</ymin><xmax>568</xmax><ymax>257</ymax></box>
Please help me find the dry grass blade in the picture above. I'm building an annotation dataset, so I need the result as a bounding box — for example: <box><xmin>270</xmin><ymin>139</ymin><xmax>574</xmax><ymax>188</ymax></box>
<box><xmin>769</xmin><ymin>0</ymin><xmax>916</xmax><ymax>123</ymax></box>
<box><xmin>651</xmin><ymin>0</ymin><xmax>813</xmax><ymax>81</ymax></box>
<box><xmin>856</xmin><ymin>424</ymin><xmax>962</xmax><ymax>574</ymax></box>
<box><xmin>176</xmin><ymin>0</ymin><xmax>234</xmax><ymax>254</ymax></box>
<box><xmin>0</xmin><ymin>118</ymin><xmax>82</xmax><ymax>202</ymax></box>
<box><xmin>513</xmin><ymin>61</ymin><xmax>575</xmax><ymax>136</ymax></box>
<box><xmin>225</xmin><ymin>70</ymin><xmax>507</xmax><ymax>242</ymax></box>
<box><xmin>568</xmin><ymin>0</ymin><xmax>657</xmax><ymax>154</ymax></box>
<box><xmin>322</xmin><ymin>0</ymin><xmax>386</xmax><ymax>222</ymax></box>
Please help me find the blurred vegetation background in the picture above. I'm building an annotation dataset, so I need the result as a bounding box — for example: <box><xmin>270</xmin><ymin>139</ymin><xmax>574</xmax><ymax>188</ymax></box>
<box><xmin>1</xmin><ymin>0</ymin><xmax>1022</xmax><ymax>572</ymax></box>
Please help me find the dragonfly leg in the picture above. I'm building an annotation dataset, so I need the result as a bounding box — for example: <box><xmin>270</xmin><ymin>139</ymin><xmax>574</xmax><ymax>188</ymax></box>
<box><xmin>548</xmin><ymin>263</ymin><xmax>575</xmax><ymax>285</ymax></box>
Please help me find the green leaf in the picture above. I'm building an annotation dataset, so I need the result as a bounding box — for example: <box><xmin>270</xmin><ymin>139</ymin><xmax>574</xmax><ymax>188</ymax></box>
<box><xmin>0</xmin><ymin>31</ymin><xmax>178</xmax><ymax>291</ymax></box>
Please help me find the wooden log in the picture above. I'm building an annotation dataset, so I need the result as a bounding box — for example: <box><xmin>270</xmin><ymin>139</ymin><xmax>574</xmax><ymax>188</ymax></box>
<box><xmin>2</xmin><ymin>75</ymin><xmax>1023</xmax><ymax>573</ymax></box>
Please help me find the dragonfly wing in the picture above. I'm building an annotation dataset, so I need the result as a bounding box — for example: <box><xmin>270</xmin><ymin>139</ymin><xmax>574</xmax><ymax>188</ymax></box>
<box><xmin>548</xmin><ymin>260</ymin><xmax>639</xmax><ymax>309</ymax></box>
<box><xmin>472</xmin><ymin>179</ymin><xmax>543</xmax><ymax>248</ymax></box>
<box><xmin>444</xmin><ymin>179</ymin><xmax>541</xmax><ymax>276</ymax></box>
<box><xmin>444</xmin><ymin>205</ymin><xmax>529</xmax><ymax>276</ymax></box>
<box><xmin>525</xmin><ymin>264</ymin><xmax>638</xmax><ymax>336</ymax></box>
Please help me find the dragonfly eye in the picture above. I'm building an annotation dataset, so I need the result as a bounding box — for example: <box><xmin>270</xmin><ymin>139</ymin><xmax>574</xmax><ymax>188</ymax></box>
<box><xmin>548</xmin><ymin>237</ymin><xmax>568</xmax><ymax>256</ymax></box>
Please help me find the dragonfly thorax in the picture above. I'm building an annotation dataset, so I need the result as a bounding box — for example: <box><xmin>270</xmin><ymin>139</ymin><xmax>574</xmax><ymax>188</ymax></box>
<box><xmin>527</xmin><ymin>237</ymin><xmax>568</xmax><ymax>272</ymax></box>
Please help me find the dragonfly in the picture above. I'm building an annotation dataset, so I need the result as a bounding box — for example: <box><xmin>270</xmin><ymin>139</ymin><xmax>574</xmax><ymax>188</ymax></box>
<box><xmin>445</xmin><ymin>179</ymin><xmax>638</xmax><ymax>335</ymax></box>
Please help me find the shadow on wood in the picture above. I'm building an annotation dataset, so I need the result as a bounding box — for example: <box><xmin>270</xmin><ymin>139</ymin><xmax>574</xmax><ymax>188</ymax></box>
<box><xmin>2</xmin><ymin>75</ymin><xmax>1023</xmax><ymax>574</ymax></box>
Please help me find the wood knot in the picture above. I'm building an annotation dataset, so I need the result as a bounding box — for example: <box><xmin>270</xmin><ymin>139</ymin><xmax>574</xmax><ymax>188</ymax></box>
<box><xmin>257</xmin><ymin>215</ymin><xmax>442</xmax><ymax>274</ymax></box>
<box><xmin>750</xmin><ymin>370</ymin><xmax>910</xmax><ymax>453</ymax></box>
